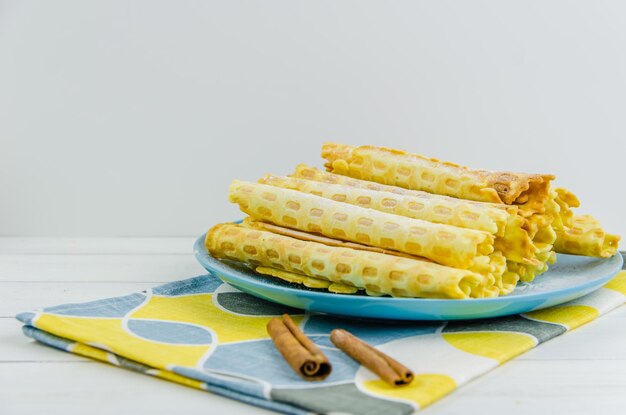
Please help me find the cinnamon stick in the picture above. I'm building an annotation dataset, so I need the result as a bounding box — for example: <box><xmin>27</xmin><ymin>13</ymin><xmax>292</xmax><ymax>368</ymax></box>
<box><xmin>330</xmin><ymin>329</ymin><xmax>413</xmax><ymax>386</ymax></box>
<box><xmin>267</xmin><ymin>314</ymin><xmax>331</xmax><ymax>381</ymax></box>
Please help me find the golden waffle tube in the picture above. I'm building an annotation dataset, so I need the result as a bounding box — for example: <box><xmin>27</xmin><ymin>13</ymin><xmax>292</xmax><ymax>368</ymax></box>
<box><xmin>206</xmin><ymin>223</ymin><xmax>491</xmax><ymax>299</ymax></box>
<box><xmin>321</xmin><ymin>143</ymin><xmax>555</xmax><ymax>214</ymax></box>
<box><xmin>554</xmin><ymin>215</ymin><xmax>620</xmax><ymax>258</ymax></box>
<box><xmin>229</xmin><ymin>180</ymin><xmax>495</xmax><ymax>269</ymax></box>
<box><xmin>245</xmin><ymin>217</ymin><xmax>504</xmax><ymax>297</ymax></box>
<box><xmin>292</xmin><ymin>164</ymin><xmax>517</xmax><ymax>215</ymax></box>
<box><xmin>242</xmin><ymin>218</ymin><xmax>419</xmax><ymax>259</ymax></box>
<box><xmin>260</xmin><ymin>174</ymin><xmax>508</xmax><ymax>235</ymax></box>
<box><xmin>260</xmin><ymin>174</ymin><xmax>537</xmax><ymax>265</ymax></box>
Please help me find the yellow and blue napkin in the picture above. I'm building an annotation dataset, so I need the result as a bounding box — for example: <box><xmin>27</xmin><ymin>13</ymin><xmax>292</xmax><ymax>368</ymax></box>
<box><xmin>17</xmin><ymin>265</ymin><xmax>626</xmax><ymax>414</ymax></box>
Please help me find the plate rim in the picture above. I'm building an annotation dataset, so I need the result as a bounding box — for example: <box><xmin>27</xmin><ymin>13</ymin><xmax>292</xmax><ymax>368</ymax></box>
<box><xmin>194</xmin><ymin>231</ymin><xmax>623</xmax><ymax>305</ymax></box>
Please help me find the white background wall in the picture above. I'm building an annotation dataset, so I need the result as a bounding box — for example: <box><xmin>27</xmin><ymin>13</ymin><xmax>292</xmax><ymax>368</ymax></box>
<box><xmin>1</xmin><ymin>1</ymin><xmax>625</xmax><ymax>237</ymax></box>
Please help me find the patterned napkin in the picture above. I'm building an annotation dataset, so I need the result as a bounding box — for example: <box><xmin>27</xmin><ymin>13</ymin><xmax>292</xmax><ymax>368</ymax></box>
<box><xmin>17</xmin><ymin>265</ymin><xmax>626</xmax><ymax>415</ymax></box>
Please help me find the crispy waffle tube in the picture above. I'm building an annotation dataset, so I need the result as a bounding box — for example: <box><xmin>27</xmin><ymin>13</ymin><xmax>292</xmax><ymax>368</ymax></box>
<box><xmin>554</xmin><ymin>215</ymin><xmax>620</xmax><ymax>258</ymax></box>
<box><xmin>260</xmin><ymin>174</ymin><xmax>537</xmax><ymax>264</ymax></box>
<box><xmin>206</xmin><ymin>223</ymin><xmax>490</xmax><ymax>299</ymax></box>
<box><xmin>292</xmin><ymin>164</ymin><xmax>518</xmax><ymax>215</ymax></box>
<box><xmin>259</xmin><ymin>174</ymin><xmax>508</xmax><ymax>235</ymax></box>
<box><xmin>292</xmin><ymin>163</ymin><xmax>532</xmax><ymax>223</ymax></box>
<box><xmin>242</xmin><ymin>218</ymin><xmax>420</xmax><ymax>259</ymax></box>
<box><xmin>229</xmin><ymin>180</ymin><xmax>494</xmax><ymax>269</ymax></box>
<box><xmin>321</xmin><ymin>143</ymin><xmax>554</xmax><ymax>212</ymax></box>
<box><xmin>244</xmin><ymin>218</ymin><xmax>503</xmax><ymax>297</ymax></box>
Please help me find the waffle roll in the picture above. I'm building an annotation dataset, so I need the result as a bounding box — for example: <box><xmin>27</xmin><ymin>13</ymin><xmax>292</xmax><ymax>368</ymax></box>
<box><xmin>554</xmin><ymin>215</ymin><xmax>620</xmax><ymax>258</ymax></box>
<box><xmin>292</xmin><ymin>164</ymin><xmax>523</xmax><ymax>218</ymax></box>
<box><xmin>292</xmin><ymin>164</ymin><xmax>533</xmax><ymax>242</ymax></box>
<box><xmin>292</xmin><ymin>164</ymin><xmax>509</xmax><ymax>207</ymax></box>
<box><xmin>206</xmin><ymin>223</ymin><xmax>492</xmax><ymax>299</ymax></box>
<box><xmin>260</xmin><ymin>174</ymin><xmax>507</xmax><ymax>235</ymax></box>
<box><xmin>321</xmin><ymin>143</ymin><xmax>555</xmax><ymax>213</ymax></box>
<box><xmin>245</xmin><ymin>217</ymin><xmax>505</xmax><ymax>297</ymax></box>
<box><xmin>242</xmin><ymin>218</ymin><xmax>420</xmax><ymax>259</ymax></box>
<box><xmin>260</xmin><ymin>174</ymin><xmax>538</xmax><ymax>265</ymax></box>
<box><xmin>229</xmin><ymin>180</ymin><xmax>495</xmax><ymax>269</ymax></box>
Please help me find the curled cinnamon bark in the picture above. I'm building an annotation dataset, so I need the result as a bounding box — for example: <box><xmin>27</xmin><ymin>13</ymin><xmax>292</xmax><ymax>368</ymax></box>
<box><xmin>267</xmin><ymin>314</ymin><xmax>331</xmax><ymax>381</ymax></box>
<box><xmin>330</xmin><ymin>329</ymin><xmax>413</xmax><ymax>386</ymax></box>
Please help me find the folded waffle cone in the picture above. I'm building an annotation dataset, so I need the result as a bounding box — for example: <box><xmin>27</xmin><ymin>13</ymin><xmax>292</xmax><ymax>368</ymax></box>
<box><xmin>206</xmin><ymin>222</ymin><xmax>492</xmax><ymax>299</ymax></box>
<box><xmin>229</xmin><ymin>180</ymin><xmax>495</xmax><ymax>269</ymax></box>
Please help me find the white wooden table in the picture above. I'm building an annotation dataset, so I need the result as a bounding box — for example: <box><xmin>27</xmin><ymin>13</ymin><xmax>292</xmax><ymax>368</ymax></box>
<box><xmin>2</xmin><ymin>237</ymin><xmax>625</xmax><ymax>414</ymax></box>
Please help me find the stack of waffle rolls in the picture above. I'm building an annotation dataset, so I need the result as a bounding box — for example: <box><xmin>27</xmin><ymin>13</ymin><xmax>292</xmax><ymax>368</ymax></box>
<box><xmin>229</xmin><ymin>180</ymin><xmax>495</xmax><ymax>269</ymax></box>
<box><xmin>320</xmin><ymin>143</ymin><xmax>618</xmax><ymax>261</ymax></box>
<box><xmin>205</xmin><ymin>142</ymin><xmax>619</xmax><ymax>300</ymax></box>
<box><xmin>286</xmin><ymin>165</ymin><xmax>547</xmax><ymax>282</ymax></box>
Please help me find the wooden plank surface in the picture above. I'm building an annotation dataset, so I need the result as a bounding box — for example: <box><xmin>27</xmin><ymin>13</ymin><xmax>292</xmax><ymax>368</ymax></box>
<box><xmin>0</xmin><ymin>282</ymin><xmax>158</xmax><ymax>317</ymax></box>
<box><xmin>426</xmin><ymin>359</ymin><xmax>626</xmax><ymax>415</ymax></box>
<box><xmin>1</xmin><ymin>320</ymin><xmax>88</xmax><ymax>363</ymax></box>
<box><xmin>0</xmin><ymin>254</ymin><xmax>207</xmax><ymax>282</ymax></box>
<box><xmin>0</xmin><ymin>237</ymin><xmax>196</xmax><ymax>255</ymax></box>
<box><xmin>2</xmin><ymin>355</ymin><xmax>625</xmax><ymax>415</ymax></box>
<box><xmin>0</xmin><ymin>362</ymin><xmax>273</xmax><ymax>415</ymax></box>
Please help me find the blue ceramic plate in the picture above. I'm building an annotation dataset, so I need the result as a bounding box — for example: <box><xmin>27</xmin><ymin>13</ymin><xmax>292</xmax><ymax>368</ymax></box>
<box><xmin>194</xmin><ymin>233</ymin><xmax>623</xmax><ymax>321</ymax></box>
